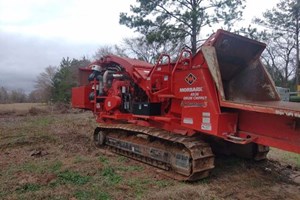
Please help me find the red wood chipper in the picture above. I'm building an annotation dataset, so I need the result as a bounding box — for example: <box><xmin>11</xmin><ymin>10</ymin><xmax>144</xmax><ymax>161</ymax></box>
<box><xmin>72</xmin><ymin>30</ymin><xmax>300</xmax><ymax>181</ymax></box>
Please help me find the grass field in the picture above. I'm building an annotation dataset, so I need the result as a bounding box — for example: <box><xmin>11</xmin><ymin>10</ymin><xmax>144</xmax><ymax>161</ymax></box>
<box><xmin>0</xmin><ymin>104</ymin><xmax>299</xmax><ymax>199</ymax></box>
<box><xmin>0</xmin><ymin>103</ymin><xmax>49</xmax><ymax>116</ymax></box>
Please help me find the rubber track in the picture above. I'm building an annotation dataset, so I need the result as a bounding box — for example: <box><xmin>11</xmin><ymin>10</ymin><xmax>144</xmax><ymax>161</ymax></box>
<box><xmin>98</xmin><ymin>123</ymin><xmax>215</xmax><ymax>181</ymax></box>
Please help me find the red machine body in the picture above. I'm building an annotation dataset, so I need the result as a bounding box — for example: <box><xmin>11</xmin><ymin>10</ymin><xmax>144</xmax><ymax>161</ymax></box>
<box><xmin>72</xmin><ymin>30</ymin><xmax>300</xmax><ymax>163</ymax></box>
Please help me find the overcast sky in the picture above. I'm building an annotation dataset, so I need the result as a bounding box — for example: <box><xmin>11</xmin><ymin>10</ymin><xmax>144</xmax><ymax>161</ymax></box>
<box><xmin>0</xmin><ymin>0</ymin><xmax>279</xmax><ymax>93</ymax></box>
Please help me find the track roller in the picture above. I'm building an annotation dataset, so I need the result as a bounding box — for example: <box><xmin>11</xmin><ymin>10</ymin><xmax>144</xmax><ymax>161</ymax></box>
<box><xmin>94</xmin><ymin>127</ymin><xmax>106</xmax><ymax>147</ymax></box>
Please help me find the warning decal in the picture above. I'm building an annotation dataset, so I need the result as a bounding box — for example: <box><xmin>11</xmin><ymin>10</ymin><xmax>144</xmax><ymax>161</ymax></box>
<box><xmin>185</xmin><ymin>73</ymin><xmax>197</xmax><ymax>85</ymax></box>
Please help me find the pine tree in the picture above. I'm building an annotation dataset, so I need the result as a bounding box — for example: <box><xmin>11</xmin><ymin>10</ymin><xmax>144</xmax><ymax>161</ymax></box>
<box><xmin>119</xmin><ymin>0</ymin><xmax>245</xmax><ymax>55</ymax></box>
<box><xmin>52</xmin><ymin>57</ymin><xmax>73</xmax><ymax>102</ymax></box>
<box><xmin>52</xmin><ymin>57</ymin><xmax>91</xmax><ymax>103</ymax></box>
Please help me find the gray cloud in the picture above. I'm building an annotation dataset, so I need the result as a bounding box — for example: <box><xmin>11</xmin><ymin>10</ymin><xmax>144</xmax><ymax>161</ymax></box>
<box><xmin>0</xmin><ymin>31</ymin><xmax>98</xmax><ymax>93</ymax></box>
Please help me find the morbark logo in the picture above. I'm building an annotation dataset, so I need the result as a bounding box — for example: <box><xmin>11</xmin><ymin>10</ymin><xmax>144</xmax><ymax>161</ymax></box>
<box><xmin>185</xmin><ymin>73</ymin><xmax>197</xmax><ymax>85</ymax></box>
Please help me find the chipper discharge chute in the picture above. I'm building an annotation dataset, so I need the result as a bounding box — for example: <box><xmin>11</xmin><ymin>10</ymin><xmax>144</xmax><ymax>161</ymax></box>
<box><xmin>72</xmin><ymin>29</ymin><xmax>300</xmax><ymax>181</ymax></box>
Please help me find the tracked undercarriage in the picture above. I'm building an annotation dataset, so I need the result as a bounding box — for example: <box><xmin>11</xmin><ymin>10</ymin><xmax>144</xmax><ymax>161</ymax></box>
<box><xmin>94</xmin><ymin>123</ymin><xmax>215</xmax><ymax>181</ymax></box>
<box><xmin>93</xmin><ymin>123</ymin><xmax>269</xmax><ymax>181</ymax></box>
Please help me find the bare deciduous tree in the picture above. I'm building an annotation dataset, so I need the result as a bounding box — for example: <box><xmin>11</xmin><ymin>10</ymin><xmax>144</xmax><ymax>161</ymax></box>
<box><xmin>122</xmin><ymin>37</ymin><xmax>185</xmax><ymax>64</ymax></box>
<box><xmin>9</xmin><ymin>89</ymin><xmax>27</xmax><ymax>103</ymax></box>
<box><xmin>262</xmin><ymin>35</ymin><xmax>296</xmax><ymax>87</ymax></box>
<box><xmin>93</xmin><ymin>45</ymin><xmax>128</xmax><ymax>60</ymax></box>
<box><xmin>34</xmin><ymin>66</ymin><xmax>57</xmax><ymax>102</ymax></box>
<box><xmin>0</xmin><ymin>87</ymin><xmax>9</xmax><ymax>103</ymax></box>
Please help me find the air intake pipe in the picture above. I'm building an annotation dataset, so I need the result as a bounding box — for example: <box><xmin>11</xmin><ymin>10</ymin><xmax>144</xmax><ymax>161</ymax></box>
<box><xmin>103</xmin><ymin>70</ymin><xmax>124</xmax><ymax>89</ymax></box>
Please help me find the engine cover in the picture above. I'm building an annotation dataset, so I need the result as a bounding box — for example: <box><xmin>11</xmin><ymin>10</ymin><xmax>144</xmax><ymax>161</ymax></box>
<box><xmin>104</xmin><ymin>96</ymin><xmax>121</xmax><ymax>111</ymax></box>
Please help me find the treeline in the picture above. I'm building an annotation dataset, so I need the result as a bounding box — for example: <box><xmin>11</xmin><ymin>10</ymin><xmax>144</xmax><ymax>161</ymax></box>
<box><xmin>0</xmin><ymin>57</ymin><xmax>91</xmax><ymax>104</ymax></box>
<box><xmin>0</xmin><ymin>87</ymin><xmax>49</xmax><ymax>104</ymax></box>
<box><xmin>0</xmin><ymin>87</ymin><xmax>28</xmax><ymax>104</ymax></box>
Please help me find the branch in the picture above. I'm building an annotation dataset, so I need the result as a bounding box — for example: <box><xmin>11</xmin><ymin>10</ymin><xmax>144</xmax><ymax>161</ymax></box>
<box><xmin>156</xmin><ymin>4</ymin><xmax>193</xmax><ymax>29</ymax></box>
<box><xmin>178</xmin><ymin>0</ymin><xmax>192</xmax><ymax>10</ymax></box>
<box><xmin>265</xmin><ymin>48</ymin><xmax>282</xmax><ymax>73</ymax></box>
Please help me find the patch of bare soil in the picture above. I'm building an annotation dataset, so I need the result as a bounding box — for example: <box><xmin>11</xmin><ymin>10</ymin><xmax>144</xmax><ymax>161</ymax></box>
<box><xmin>207</xmin><ymin>156</ymin><xmax>300</xmax><ymax>200</ymax></box>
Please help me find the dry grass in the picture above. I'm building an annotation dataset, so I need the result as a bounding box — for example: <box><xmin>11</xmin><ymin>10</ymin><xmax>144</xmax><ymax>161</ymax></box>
<box><xmin>144</xmin><ymin>184</ymin><xmax>217</xmax><ymax>200</ymax></box>
<box><xmin>0</xmin><ymin>107</ymin><xmax>299</xmax><ymax>200</ymax></box>
<box><xmin>0</xmin><ymin>103</ymin><xmax>49</xmax><ymax>116</ymax></box>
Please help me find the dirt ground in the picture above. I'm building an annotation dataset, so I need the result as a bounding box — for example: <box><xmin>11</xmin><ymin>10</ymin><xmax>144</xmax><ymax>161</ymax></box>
<box><xmin>0</xmin><ymin>105</ymin><xmax>299</xmax><ymax>200</ymax></box>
